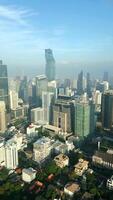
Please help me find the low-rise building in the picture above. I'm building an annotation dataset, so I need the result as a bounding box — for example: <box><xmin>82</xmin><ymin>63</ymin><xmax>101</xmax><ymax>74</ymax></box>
<box><xmin>92</xmin><ymin>150</ymin><xmax>113</xmax><ymax>169</ymax></box>
<box><xmin>22</xmin><ymin>168</ymin><xmax>37</xmax><ymax>183</ymax></box>
<box><xmin>64</xmin><ymin>182</ymin><xmax>80</xmax><ymax>197</ymax></box>
<box><xmin>74</xmin><ymin>159</ymin><xmax>89</xmax><ymax>176</ymax></box>
<box><xmin>54</xmin><ymin>154</ymin><xmax>69</xmax><ymax>168</ymax></box>
<box><xmin>26</xmin><ymin>123</ymin><xmax>39</xmax><ymax>138</ymax></box>
<box><xmin>107</xmin><ymin>176</ymin><xmax>113</xmax><ymax>190</ymax></box>
<box><xmin>43</xmin><ymin>124</ymin><xmax>63</xmax><ymax>136</ymax></box>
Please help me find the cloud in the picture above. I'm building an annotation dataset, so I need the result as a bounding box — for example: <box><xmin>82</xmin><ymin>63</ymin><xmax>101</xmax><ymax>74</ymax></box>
<box><xmin>0</xmin><ymin>5</ymin><xmax>38</xmax><ymax>26</ymax></box>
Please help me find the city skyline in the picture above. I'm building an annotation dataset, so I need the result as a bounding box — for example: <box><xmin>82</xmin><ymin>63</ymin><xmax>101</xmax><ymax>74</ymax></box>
<box><xmin>0</xmin><ymin>0</ymin><xmax>113</xmax><ymax>77</ymax></box>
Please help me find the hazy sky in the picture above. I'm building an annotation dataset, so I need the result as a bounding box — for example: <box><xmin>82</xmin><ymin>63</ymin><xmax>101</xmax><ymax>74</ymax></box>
<box><xmin>0</xmin><ymin>0</ymin><xmax>113</xmax><ymax>77</ymax></box>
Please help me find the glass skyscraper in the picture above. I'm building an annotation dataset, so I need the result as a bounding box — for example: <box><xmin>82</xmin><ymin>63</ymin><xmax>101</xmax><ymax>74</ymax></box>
<box><xmin>101</xmin><ymin>91</ymin><xmax>113</xmax><ymax>130</ymax></box>
<box><xmin>75</xmin><ymin>102</ymin><xmax>95</xmax><ymax>139</ymax></box>
<box><xmin>0</xmin><ymin>60</ymin><xmax>9</xmax><ymax>109</ymax></box>
<box><xmin>45</xmin><ymin>49</ymin><xmax>56</xmax><ymax>81</ymax></box>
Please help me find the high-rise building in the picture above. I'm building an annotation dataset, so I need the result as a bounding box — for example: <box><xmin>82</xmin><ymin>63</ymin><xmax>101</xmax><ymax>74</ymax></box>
<box><xmin>86</xmin><ymin>73</ymin><xmax>92</xmax><ymax>97</ymax></box>
<box><xmin>0</xmin><ymin>101</ymin><xmax>6</xmax><ymax>133</ymax></box>
<box><xmin>9</xmin><ymin>90</ymin><xmax>18</xmax><ymax>110</ymax></box>
<box><xmin>103</xmin><ymin>71</ymin><xmax>108</xmax><ymax>82</ymax></box>
<box><xmin>77</xmin><ymin>71</ymin><xmax>84</xmax><ymax>95</ymax></box>
<box><xmin>53</xmin><ymin>99</ymin><xmax>74</xmax><ymax>133</ymax></box>
<box><xmin>5</xmin><ymin>140</ymin><xmax>18</xmax><ymax>169</ymax></box>
<box><xmin>31</xmin><ymin>107</ymin><xmax>44</xmax><ymax>124</ymax></box>
<box><xmin>45</xmin><ymin>49</ymin><xmax>56</xmax><ymax>81</ymax></box>
<box><xmin>35</xmin><ymin>75</ymin><xmax>48</xmax><ymax>106</ymax></box>
<box><xmin>0</xmin><ymin>60</ymin><xmax>9</xmax><ymax>109</ymax></box>
<box><xmin>75</xmin><ymin>102</ymin><xmax>95</xmax><ymax>139</ymax></box>
<box><xmin>101</xmin><ymin>91</ymin><xmax>113</xmax><ymax>130</ymax></box>
<box><xmin>0</xmin><ymin>137</ymin><xmax>5</xmax><ymax>165</ymax></box>
<box><xmin>33</xmin><ymin>137</ymin><xmax>52</xmax><ymax>163</ymax></box>
<box><xmin>19</xmin><ymin>76</ymin><xmax>28</xmax><ymax>103</ymax></box>
<box><xmin>42</xmin><ymin>91</ymin><xmax>54</xmax><ymax>123</ymax></box>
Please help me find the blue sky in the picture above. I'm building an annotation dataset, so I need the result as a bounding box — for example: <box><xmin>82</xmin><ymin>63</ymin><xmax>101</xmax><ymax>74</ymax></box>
<box><xmin>0</xmin><ymin>0</ymin><xmax>113</xmax><ymax>77</ymax></box>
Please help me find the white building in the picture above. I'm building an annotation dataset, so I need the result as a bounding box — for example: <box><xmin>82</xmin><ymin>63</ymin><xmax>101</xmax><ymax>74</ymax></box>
<box><xmin>22</xmin><ymin>168</ymin><xmax>37</xmax><ymax>183</ymax></box>
<box><xmin>0</xmin><ymin>137</ymin><xmax>5</xmax><ymax>166</ymax></box>
<box><xmin>42</xmin><ymin>91</ymin><xmax>54</xmax><ymax>123</ymax></box>
<box><xmin>54</xmin><ymin>154</ymin><xmax>69</xmax><ymax>168</ymax></box>
<box><xmin>65</xmin><ymin>140</ymin><xmax>75</xmax><ymax>151</ymax></box>
<box><xmin>31</xmin><ymin>107</ymin><xmax>45</xmax><ymax>124</ymax></box>
<box><xmin>107</xmin><ymin>176</ymin><xmax>113</xmax><ymax>190</ymax></box>
<box><xmin>0</xmin><ymin>101</ymin><xmax>6</xmax><ymax>133</ymax></box>
<box><xmin>13</xmin><ymin>132</ymin><xmax>27</xmax><ymax>150</ymax></box>
<box><xmin>93</xmin><ymin>90</ymin><xmax>102</xmax><ymax>105</ymax></box>
<box><xmin>33</xmin><ymin>137</ymin><xmax>52</xmax><ymax>163</ymax></box>
<box><xmin>64</xmin><ymin>182</ymin><xmax>80</xmax><ymax>197</ymax></box>
<box><xmin>9</xmin><ymin>90</ymin><xmax>18</xmax><ymax>109</ymax></box>
<box><xmin>26</xmin><ymin>124</ymin><xmax>39</xmax><ymax>138</ymax></box>
<box><xmin>5</xmin><ymin>140</ymin><xmax>18</xmax><ymax>169</ymax></box>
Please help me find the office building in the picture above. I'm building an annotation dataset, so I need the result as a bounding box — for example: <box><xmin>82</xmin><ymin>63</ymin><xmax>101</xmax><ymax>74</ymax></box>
<box><xmin>101</xmin><ymin>91</ymin><xmax>113</xmax><ymax>130</ymax></box>
<box><xmin>19</xmin><ymin>76</ymin><xmax>28</xmax><ymax>103</ymax></box>
<box><xmin>86</xmin><ymin>73</ymin><xmax>92</xmax><ymax>97</ymax></box>
<box><xmin>0</xmin><ymin>60</ymin><xmax>9</xmax><ymax>109</ymax></box>
<box><xmin>0</xmin><ymin>101</ymin><xmax>6</xmax><ymax>133</ymax></box>
<box><xmin>75</xmin><ymin>101</ymin><xmax>95</xmax><ymax>139</ymax></box>
<box><xmin>9</xmin><ymin>90</ymin><xmax>18</xmax><ymax>109</ymax></box>
<box><xmin>35</xmin><ymin>75</ymin><xmax>48</xmax><ymax>106</ymax></box>
<box><xmin>45</xmin><ymin>49</ymin><xmax>56</xmax><ymax>81</ymax></box>
<box><xmin>103</xmin><ymin>71</ymin><xmax>108</xmax><ymax>82</ymax></box>
<box><xmin>31</xmin><ymin>107</ymin><xmax>45</xmax><ymax>124</ymax></box>
<box><xmin>92</xmin><ymin>150</ymin><xmax>113</xmax><ymax>170</ymax></box>
<box><xmin>42</xmin><ymin>91</ymin><xmax>54</xmax><ymax>123</ymax></box>
<box><xmin>11</xmin><ymin>105</ymin><xmax>28</xmax><ymax>120</ymax></box>
<box><xmin>53</xmin><ymin>99</ymin><xmax>74</xmax><ymax>133</ymax></box>
<box><xmin>96</xmin><ymin>81</ymin><xmax>109</xmax><ymax>93</ymax></box>
<box><xmin>5</xmin><ymin>140</ymin><xmax>18</xmax><ymax>169</ymax></box>
<box><xmin>93</xmin><ymin>90</ymin><xmax>102</xmax><ymax>105</ymax></box>
<box><xmin>77</xmin><ymin>71</ymin><xmax>84</xmax><ymax>95</ymax></box>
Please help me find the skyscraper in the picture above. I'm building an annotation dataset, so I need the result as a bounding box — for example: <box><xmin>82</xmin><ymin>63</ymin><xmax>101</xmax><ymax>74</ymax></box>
<box><xmin>77</xmin><ymin>71</ymin><xmax>84</xmax><ymax>95</ymax></box>
<box><xmin>42</xmin><ymin>91</ymin><xmax>54</xmax><ymax>123</ymax></box>
<box><xmin>5</xmin><ymin>140</ymin><xmax>18</xmax><ymax>169</ymax></box>
<box><xmin>53</xmin><ymin>99</ymin><xmax>74</xmax><ymax>133</ymax></box>
<box><xmin>35</xmin><ymin>75</ymin><xmax>48</xmax><ymax>106</ymax></box>
<box><xmin>0</xmin><ymin>60</ymin><xmax>9</xmax><ymax>109</ymax></box>
<box><xmin>45</xmin><ymin>49</ymin><xmax>56</xmax><ymax>81</ymax></box>
<box><xmin>9</xmin><ymin>90</ymin><xmax>18</xmax><ymax>110</ymax></box>
<box><xmin>101</xmin><ymin>91</ymin><xmax>113</xmax><ymax>130</ymax></box>
<box><xmin>75</xmin><ymin>102</ymin><xmax>95</xmax><ymax>139</ymax></box>
<box><xmin>0</xmin><ymin>101</ymin><xmax>6</xmax><ymax>133</ymax></box>
<box><xmin>103</xmin><ymin>71</ymin><xmax>108</xmax><ymax>82</ymax></box>
<box><xmin>86</xmin><ymin>73</ymin><xmax>92</xmax><ymax>97</ymax></box>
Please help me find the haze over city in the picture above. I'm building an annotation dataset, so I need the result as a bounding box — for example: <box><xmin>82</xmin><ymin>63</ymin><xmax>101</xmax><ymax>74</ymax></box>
<box><xmin>0</xmin><ymin>0</ymin><xmax>113</xmax><ymax>77</ymax></box>
<box><xmin>1</xmin><ymin>0</ymin><xmax>113</xmax><ymax>200</ymax></box>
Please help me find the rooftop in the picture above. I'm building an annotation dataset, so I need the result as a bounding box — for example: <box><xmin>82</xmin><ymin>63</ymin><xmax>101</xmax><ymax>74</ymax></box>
<box><xmin>22</xmin><ymin>168</ymin><xmax>36</xmax><ymax>176</ymax></box>
<box><xmin>65</xmin><ymin>182</ymin><xmax>80</xmax><ymax>193</ymax></box>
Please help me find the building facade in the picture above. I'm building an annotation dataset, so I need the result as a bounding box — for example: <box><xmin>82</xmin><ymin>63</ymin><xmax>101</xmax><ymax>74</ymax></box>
<box><xmin>0</xmin><ymin>60</ymin><xmax>9</xmax><ymax>109</ymax></box>
<box><xmin>45</xmin><ymin>49</ymin><xmax>56</xmax><ymax>81</ymax></box>
<box><xmin>101</xmin><ymin>91</ymin><xmax>113</xmax><ymax>130</ymax></box>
